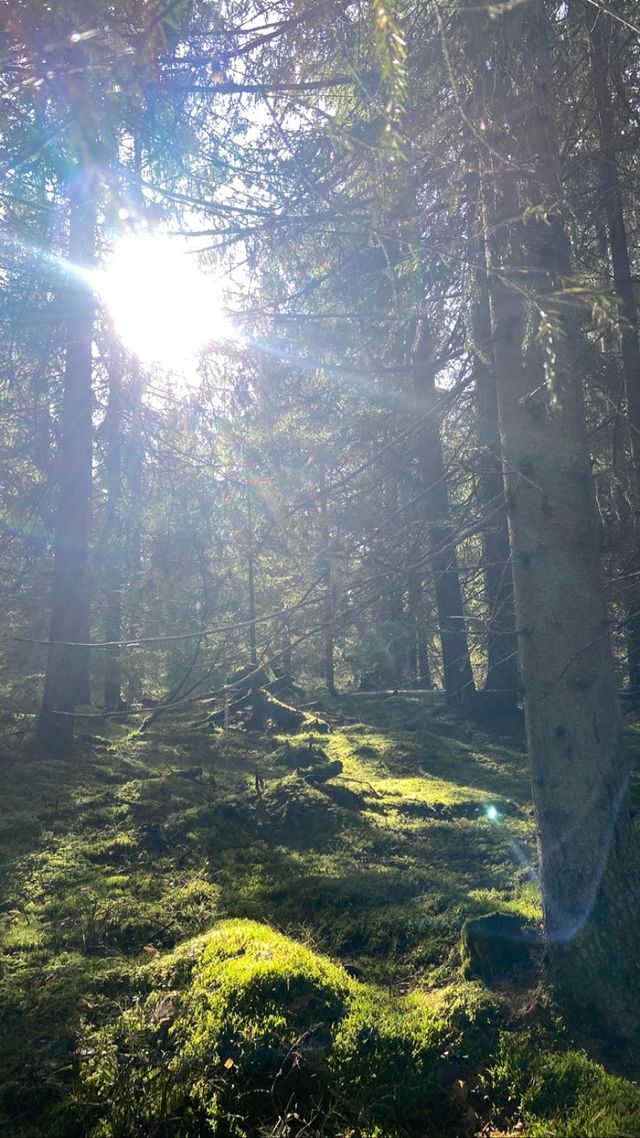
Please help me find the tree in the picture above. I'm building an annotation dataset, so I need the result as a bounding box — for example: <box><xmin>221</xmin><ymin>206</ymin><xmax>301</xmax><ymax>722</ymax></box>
<box><xmin>469</xmin><ymin>204</ymin><xmax>518</xmax><ymax>709</ymax></box>
<box><xmin>413</xmin><ymin>315</ymin><xmax>476</xmax><ymax>703</ymax></box>
<box><xmin>470</xmin><ymin>0</ymin><xmax>640</xmax><ymax>1036</ymax></box>
<box><xmin>36</xmin><ymin>167</ymin><xmax>96</xmax><ymax>754</ymax></box>
<box><xmin>586</xmin><ymin>9</ymin><xmax>640</xmax><ymax>698</ymax></box>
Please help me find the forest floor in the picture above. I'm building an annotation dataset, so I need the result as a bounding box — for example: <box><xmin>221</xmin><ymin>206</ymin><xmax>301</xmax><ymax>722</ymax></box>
<box><xmin>1</xmin><ymin>694</ymin><xmax>640</xmax><ymax>1137</ymax></box>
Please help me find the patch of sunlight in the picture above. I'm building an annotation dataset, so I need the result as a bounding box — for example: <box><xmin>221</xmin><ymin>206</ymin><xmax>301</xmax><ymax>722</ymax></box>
<box><xmin>0</xmin><ymin>917</ymin><xmax>44</xmax><ymax>951</ymax></box>
<box><xmin>468</xmin><ymin>884</ymin><xmax>542</xmax><ymax>923</ymax></box>
<box><xmin>377</xmin><ymin>775</ymin><xmax>486</xmax><ymax>806</ymax></box>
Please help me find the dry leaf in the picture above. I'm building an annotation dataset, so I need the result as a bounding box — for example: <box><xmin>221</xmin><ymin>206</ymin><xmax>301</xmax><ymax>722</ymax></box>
<box><xmin>289</xmin><ymin>994</ymin><xmax>313</xmax><ymax>1011</ymax></box>
<box><xmin>150</xmin><ymin>996</ymin><xmax>174</xmax><ymax>1025</ymax></box>
<box><xmin>224</xmin><ymin>1057</ymin><xmax>235</xmax><ymax>1069</ymax></box>
<box><xmin>452</xmin><ymin>1078</ymin><xmax>469</xmax><ymax>1105</ymax></box>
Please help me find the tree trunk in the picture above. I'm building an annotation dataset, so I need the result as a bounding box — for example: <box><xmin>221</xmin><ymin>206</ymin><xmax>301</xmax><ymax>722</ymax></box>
<box><xmin>588</xmin><ymin>14</ymin><xmax>640</xmax><ymax>698</ymax></box>
<box><xmin>413</xmin><ymin>318</ymin><xmax>475</xmax><ymax>703</ymax></box>
<box><xmin>471</xmin><ymin>209</ymin><xmax>519</xmax><ymax>710</ymax></box>
<box><xmin>387</xmin><ymin>585</ymin><xmax>407</xmax><ymax>686</ymax></box>
<box><xmin>319</xmin><ymin>466</ymin><xmax>336</xmax><ymax>693</ymax></box>
<box><xmin>103</xmin><ymin>350</ymin><xmax>124</xmax><ymax>711</ymax></box>
<box><xmin>407</xmin><ymin>567</ymin><xmax>432</xmax><ymax>687</ymax></box>
<box><xmin>479</xmin><ymin>0</ymin><xmax>640</xmax><ymax>1037</ymax></box>
<box><xmin>36</xmin><ymin>170</ymin><xmax>96</xmax><ymax>753</ymax></box>
<box><xmin>124</xmin><ymin>372</ymin><xmax>144</xmax><ymax>703</ymax></box>
<box><xmin>246</xmin><ymin>489</ymin><xmax>258</xmax><ymax>670</ymax></box>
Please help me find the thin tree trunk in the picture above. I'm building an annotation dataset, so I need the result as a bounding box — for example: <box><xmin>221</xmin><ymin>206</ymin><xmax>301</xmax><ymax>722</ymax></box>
<box><xmin>387</xmin><ymin>586</ymin><xmax>407</xmax><ymax>686</ymax></box>
<box><xmin>413</xmin><ymin>318</ymin><xmax>475</xmax><ymax>703</ymax></box>
<box><xmin>471</xmin><ymin>206</ymin><xmax>519</xmax><ymax>710</ymax></box>
<box><xmin>479</xmin><ymin>0</ymin><xmax>640</xmax><ymax>1037</ymax></box>
<box><xmin>278</xmin><ymin>624</ymin><xmax>293</xmax><ymax>677</ymax></box>
<box><xmin>382</xmin><ymin>448</ymin><xmax>408</xmax><ymax>686</ymax></box>
<box><xmin>407</xmin><ymin>568</ymin><xmax>432</xmax><ymax>687</ymax></box>
<box><xmin>246</xmin><ymin>489</ymin><xmax>258</xmax><ymax>669</ymax></box>
<box><xmin>103</xmin><ymin>350</ymin><xmax>124</xmax><ymax>711</ymax></box>
<box><xmin>588</xmin><ymin>15</ymin><xmax>640</xmax><ymax>697</ymax></box>
<box><xmin>124</xmin><ymin>373</ymin><xmax>143</xmax><ymax>703</ymax></box>
<box><xmin>36</xmin><ymin>171</ymin><xmax>96</xmax><ymax>753</ymax></box>
<box><xmin>319</xmin><ymin>466</ymin><xmax>336</xmax><ymax>694</ymax></box>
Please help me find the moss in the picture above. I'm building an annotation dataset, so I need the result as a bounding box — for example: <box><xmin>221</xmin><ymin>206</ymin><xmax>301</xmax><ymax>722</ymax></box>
<box><xmin>257</xmin><ymin>775</ymin><xmax>355</xmax><ymax>849</ymax></box>
<box><xmin>80</xmin><ymin>920</ymin><xmax>454</xmax><ymax>1137</ymax></box>
<box><xmin>490</xmin><ymin>1030</ymin><xmax>640</xmax><ymax>1136</ymax></box>
<box><xmin>331</xmin><ymin>987</ymin><xmax>452</xmax><ymax>1135</ymax></box>
<box><xmin>4</xmin><ymin>698</ymin><xmax>634</xmax><ymax>1135</ymax></box>
<box><xmin>429</xmin><ymin>981</ymin><xmax>503</xmax><ymax>1069</ymax></box>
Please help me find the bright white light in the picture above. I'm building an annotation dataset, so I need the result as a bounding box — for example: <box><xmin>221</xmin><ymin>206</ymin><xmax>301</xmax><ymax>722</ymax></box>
<box><xmin>99</xmin><ymin>234</ymin><xmax>234</xmax><ymax>372</ymax></box>
<box><xmin>486</xmin><ymin>805</ymin><xmax>499</xmax><ymax>822</ymax></box>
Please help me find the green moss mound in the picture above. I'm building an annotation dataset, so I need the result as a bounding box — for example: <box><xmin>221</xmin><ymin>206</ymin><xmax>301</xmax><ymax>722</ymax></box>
<box><xmin>490</xmin><ymin>1031</ymin><xmax>640</xmax><ymax>1136</ymax></box>
<box><xmin>81</xmin><ymin>919</ymin><xmax>453</xmax><ymax>1138</ymax></box>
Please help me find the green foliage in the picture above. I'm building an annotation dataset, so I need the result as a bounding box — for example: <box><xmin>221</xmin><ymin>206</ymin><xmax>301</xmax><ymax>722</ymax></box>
<box><xmin>371</xmin><ymin>0</ymin><xmax>408</xmax><ymax>148</ymax></box>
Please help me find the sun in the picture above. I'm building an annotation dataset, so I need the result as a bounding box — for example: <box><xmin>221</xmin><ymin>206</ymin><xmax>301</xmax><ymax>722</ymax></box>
<box><xmin>98</xmin><ymin>233</ymin><xmax>235</xmax><ymax>372</ymax></box>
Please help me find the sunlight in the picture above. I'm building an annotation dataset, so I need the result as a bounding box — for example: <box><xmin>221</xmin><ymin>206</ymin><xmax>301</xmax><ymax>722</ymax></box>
<box><xmin>98</xmin><ymin>233</ymin><xmax>235</xmax><ymax>374</ymax></box>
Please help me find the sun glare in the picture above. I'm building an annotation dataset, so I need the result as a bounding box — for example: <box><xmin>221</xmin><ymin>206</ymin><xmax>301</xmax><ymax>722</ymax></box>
<box><xmin>99</xmin><ymin>234</ymin><xmax>234</xmax><ymax>373</ymax></box>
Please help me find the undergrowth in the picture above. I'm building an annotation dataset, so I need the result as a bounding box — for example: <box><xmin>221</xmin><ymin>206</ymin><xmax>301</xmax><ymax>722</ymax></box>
<box><xmin>0</xmin><ymin>697</ymin><xmax>638</xmax><ymax>1135</ymax></box>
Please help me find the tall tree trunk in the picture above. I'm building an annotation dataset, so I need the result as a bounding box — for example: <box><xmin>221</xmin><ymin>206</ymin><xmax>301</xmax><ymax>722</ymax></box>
<box><xmin>319</xmin><ymin>466</ymin><xmax>336</xmax><ymax>693</ymax></box>
<box><xmin>103</xmin><ymin>350</ymin><xmax>124</xmax><ymax>711</ymax></box>
<box><xmin>471</xmin><ymin>208</ymin><xmax>519</xmax><ymax>710</ymax></box>
<box><xmin>588</xmin><ymin>15</ymin><xmax>640</xmax><ymax>698</ymax></box>
<box><xmin>277</xmin><ymin>624</ymin><xmax>293</xmax><ymax>677</ymax></box>
<box><xmin>413</xmin><ymin>317</ymin><xmax>475</xmax><ymax>703</ymax></box>
<box><xmin>407</xmin><ymin>566</ymin><xmax>432</xmax><ymax>687</ymax></box>
<box><xmin>246</xmin><ymin>488</ymin><xmax>258</xmax><ymax>670</ymax></box>
<box><xmin>382</xmin><ymin>449</ymin><xmax>408</xmax><ymax>685</ymax></box>
<box><xmin>36</xmin><ymin>170</ymin><xmax>96</xmax><ymax>753</ymax></box>
<box><xmin>124</xmin><ymin>374</ymin><xmax>144</xmax><ymax>703</ymax></box>
<box><xmin>387</xmin><ymin>585</ymin><xmax>407</xmax><ymax>686</ymax></box>
<box><xmin>478</xmin><ymin>0</ymin><xmax>640</xmax><ymax>1037</ymax></box>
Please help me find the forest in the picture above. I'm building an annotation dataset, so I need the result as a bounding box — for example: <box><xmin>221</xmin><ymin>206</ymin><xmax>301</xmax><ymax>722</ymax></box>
<box><xmin>2</xmin><ymin>0</ymin><xmax>640</xmax><ymax>1134</ymax></box>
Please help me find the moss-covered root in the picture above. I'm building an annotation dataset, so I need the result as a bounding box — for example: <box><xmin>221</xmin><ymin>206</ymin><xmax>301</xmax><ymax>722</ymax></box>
<box><xmin>80</xmin><ymin>919</ymin><xmax>456</xmax><ymax>1138</ymax></box>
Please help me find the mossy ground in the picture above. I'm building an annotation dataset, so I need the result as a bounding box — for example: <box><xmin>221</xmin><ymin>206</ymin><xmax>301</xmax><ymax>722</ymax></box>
<box><xmin>0</xmin><ymin>699</ymin><xmax>639</xmax><ymax>1135</ymax></box>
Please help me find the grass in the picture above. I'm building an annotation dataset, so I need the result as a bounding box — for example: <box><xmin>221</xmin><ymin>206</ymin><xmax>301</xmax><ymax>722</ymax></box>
<box><xmin>0</xmin><ymin>697</ymin><xmax>638</xmax><ymax>1135</ymax></box>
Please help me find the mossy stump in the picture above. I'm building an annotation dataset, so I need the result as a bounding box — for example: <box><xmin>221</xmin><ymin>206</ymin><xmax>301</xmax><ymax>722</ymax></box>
<box><xmin>461</xmin><ymin>912</ymin><xmax>531</xmax><ymax>983</ymax></box>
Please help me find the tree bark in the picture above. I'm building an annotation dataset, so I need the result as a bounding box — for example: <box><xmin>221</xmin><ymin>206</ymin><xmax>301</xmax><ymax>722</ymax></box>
<box><xmin>103</xmin><ymin>349</ymin><xmax>124</xmax><ymax>711</ymax></box>
<box><xmin>470</xmin><ymin>208</ymin><xmax>519</xmax><ymax>709</ymax></box>
<box><xmin>319</xmin><ymin>466</ymin><xmax>336</xmax><ymax>694</ymax></box>
<box><xmin>413</xmin><ymin>317</ymin><xmax>475</xmax><ymax>703</ymax></box>
<box><xmin>36</xmin><ymin>170</ymin><xmax>96</xmax><ymax>753</ymax></box>
<box><xmin>407</xmin><ymin>567</ymin><xmax>432</xmax><ymax>687</ymax></box>
<box><xmin>588</xmin><ymin>14</ymin><xmax>640</xmax><ymax>698</ymax></box>
<box><xmin>246</xmin><ymin>488</ymin><xmax>258</xmax><ymax>670</ymax></box>
<box><xmin>479</xmin><ymin>0</ymin><xmax>640</xmax><ymax>1037</ymax></box>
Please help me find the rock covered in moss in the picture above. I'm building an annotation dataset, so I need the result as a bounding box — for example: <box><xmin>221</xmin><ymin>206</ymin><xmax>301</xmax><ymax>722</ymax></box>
<box><xmin>461</xmin><ymin>912</ymin><xmax>531</xmax><ymax>983</ymax></box>
<box><xmin>80</xmin><ymin>919</ymin><xmax>453</xmax><ymax>1137</ymax></box>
